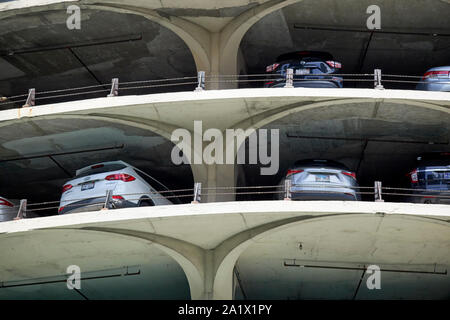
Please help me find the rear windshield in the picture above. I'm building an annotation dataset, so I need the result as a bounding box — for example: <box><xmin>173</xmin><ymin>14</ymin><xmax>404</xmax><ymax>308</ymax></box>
<box><xmin>76</xmin><ymin>163</ymin><xmax>127</xmax><ymax>178</ymax></box>
<box><xmin>293</xmin><ymin>159</ymin><xmax>349</xmax><ymax>170</ymax></box>
<box><xmin>417</xmin><ymin>153</ymin><xmax>450</xmax><ymax>167</ymax></box>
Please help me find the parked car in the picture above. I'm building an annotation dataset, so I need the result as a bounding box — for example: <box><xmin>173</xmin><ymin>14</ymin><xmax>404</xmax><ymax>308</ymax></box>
<box><xmin>416</xmin><ymin>66</ymin><xmax>450</xmax><ymax>92</ymax></box>
<box><xmin>407</xmin><ymin>152</ymin><xmax>450</xmax><ymax>204</ymax></box>
<box><xmin>0</xmin><ymin>196</ymin><xmax>18</xmax><ymax>222</ymax></box>
<box><xmin>278</xmin><ymin>159</ymin><xmax>360</xmax><ymax>201</ymax></box>
<box><xmin>58</xmin><ymin>160</ymin><xmax>173</xmax><ymax>214</ymax></box>
<box><xmin>264</xmin><ymin>51</ymin><xmax>343</xmax><ymax>89</ymax></box>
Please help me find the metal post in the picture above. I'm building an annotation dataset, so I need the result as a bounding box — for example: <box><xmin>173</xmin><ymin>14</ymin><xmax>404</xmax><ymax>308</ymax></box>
<box><xmin>22</xmin><ymin>88</ymin><xmax>35</xmax><ymax>108</ymax></box>
<box><xmin>107</xmin><ymin>78</ymin><xmax>119</xmax><ymax>97</ymax></box>
<box><xmin>14</xmin><ymin>199</ymin><xmax>27</xmax><ymax>220</ymax></box>
<box><xmin>374</xmin><ymin>69</ymin><xmax>384</xmax><ymax>89</ymax></box>
<box><xmin>284</xmin><ymin>179</ymin><xmax>292</xmax><ymax>200</ymax></box>
<box><xmin>284</xmin><ymin>68</ymin><xmax>294</xmax><ymax>88</ymax></box>
<box><xmin>195</xmin><ymin>71</ymin><xmax>205</xmax><ymax>91</ymax></box>
<box><xmin>374</xmin><ymin>181</ymin><xmax>384</xmax><ymax>202</ymax></box>
<box><xmin>192</xmin><ymin>182</ymin><xmax>202</xmax><ymax>203</ymax></box>
<box><xmin>102</xmin><ymin>189</ymin><xmax>113</xmax><ymax>210</ymax></box>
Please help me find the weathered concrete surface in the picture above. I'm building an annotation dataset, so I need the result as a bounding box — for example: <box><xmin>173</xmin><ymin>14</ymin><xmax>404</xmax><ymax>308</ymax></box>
<box><xmin>0</xmin><ymin>200</ymin><xmax>449</xmax><ymax>299</ymax></box>
<box><xmin>1</xmin><ymin>0</ymin><xmax>448</xmax><ymax>96</ymax></box>
<box><xmin>0</xmin><ymin>88</ymin><xmax>449</xmax><ymax>204</ymax></box>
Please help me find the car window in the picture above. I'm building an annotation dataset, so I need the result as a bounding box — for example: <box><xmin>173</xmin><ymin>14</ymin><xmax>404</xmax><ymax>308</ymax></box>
<box><xmin>293</xmin><ymin>159</ymin><xmax>349</xmax><ymax>170</ymax></box>
<box><xmin>76</xmin><ymin>163</ymin><xmax>127</xmax><ymax>178</ymax></box>
<box><xmin>417</xmin><ymin>153</ymin><xmax>450</xmax><ymax>167</ymax></box>
<box><xmin>133</xmin><ymin>168</ymin><xmax>182</xmax><ymax>204</ymax></box>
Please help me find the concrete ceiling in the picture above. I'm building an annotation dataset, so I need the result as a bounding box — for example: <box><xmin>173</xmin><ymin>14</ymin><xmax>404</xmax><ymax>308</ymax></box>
<box><xmin>0</xmin><ymin>8</ymin><xmax>197</xmax><ymax>106</ymax></box>
<box><xmin>242</xmin><ymin>0</ymin><xmax>450</xmax><ymax>87</ymax></box>
<box><xmin>0</xmin><ymin>228</ymin><xmax>190</xmax><ymax>299</ymax></box>
<box><xmin>1</xmin><ymin>0</ymin><xmax>449</xmax><ymax>104</ymax></box>
<box><xmin>238</xmin><ymin>100</ymin><xmax>450</xmax><ymax>201</ymax></box>
<box><xmin>0</xmin><ymin>118</ymin><xmax>193</xmax><ymax>206</ymax></box>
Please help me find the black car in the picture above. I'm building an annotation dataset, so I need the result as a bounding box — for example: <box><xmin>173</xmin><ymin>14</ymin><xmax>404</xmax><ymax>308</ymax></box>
<box><xmin>407</xmin><ymin>152</ymin><xmax>450</xmax><ymax>204</ymax></box>
<box><xmin>264</xmin><ymin>51</ymin><xmax>343</xmax><ymax>88</ymax></box>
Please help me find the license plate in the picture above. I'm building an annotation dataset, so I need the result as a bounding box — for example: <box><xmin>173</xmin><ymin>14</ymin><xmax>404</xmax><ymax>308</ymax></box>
<box><xmin>295</xmin><ymin>69</ymin><xmax>310</xmax><ymax>75</ymax></box>
<box><xmin>81</xmin><ymin>182</ymin><xmax>95</xmax><ymax>191</ymax></box>
<box><xmin>315</xmin><ymin>174</ymin><xmax>330</xmax><ymax>182</ymax></box>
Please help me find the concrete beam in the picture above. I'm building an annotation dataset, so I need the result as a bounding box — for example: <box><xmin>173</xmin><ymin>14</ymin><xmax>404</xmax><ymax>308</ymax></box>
<box><xmin>0</xmin><ymin>0</ymin><xmax>304</xmax><ymax>89</ymax></box>
<box><xmin>0</xmin><ymin>88</ymin><xmax>448</xmax><ymax>202</ymax></box>
<box><xmin>0</xmin><ymin>201</ymin><xmax>449</xmax><ymax>299</ymax></box>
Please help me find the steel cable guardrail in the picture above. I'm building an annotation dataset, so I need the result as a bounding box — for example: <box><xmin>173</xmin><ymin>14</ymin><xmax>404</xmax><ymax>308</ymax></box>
<box><xmin>2</xmin><ymin>69</ymin><xmax>447</xmax><ymax>109</ymax></box>
<box><xmin>7</xmin><ymin>180</ymin><xmax>450</xmax><ymax>222</ymax></box>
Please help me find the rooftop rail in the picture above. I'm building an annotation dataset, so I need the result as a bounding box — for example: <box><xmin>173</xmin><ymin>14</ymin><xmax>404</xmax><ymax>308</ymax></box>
<box><xmin>6</xmin><ymin>180</ymin><xmax>450</xmax><ymax>222</ymax></box>
<box><xmin>1</xmin><ymin>69</ymin><xmax>448</xmax><ymax>109</ymax></box>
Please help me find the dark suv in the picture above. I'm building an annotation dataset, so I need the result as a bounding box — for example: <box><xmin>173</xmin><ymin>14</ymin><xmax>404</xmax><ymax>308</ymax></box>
<box><xmin>407</xmin><ymin>152</ymin><xmax>450</xmax><ymax>204</ymax></box>
<box><xmin>264</xmin><ymin>51</ymin><xmax>343</xmax><ymax>89</ymax></box>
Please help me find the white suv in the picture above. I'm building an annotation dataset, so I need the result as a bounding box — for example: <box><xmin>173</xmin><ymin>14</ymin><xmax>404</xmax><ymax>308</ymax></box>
<box><xmin>58</xmin><ymin>161</ymin><xmax>173</xmax><ymax>214</ymax></box>
<box><xmin>0</xmin><ymin>196</ymin><xmax>18</xmax><ymax>222</ymax></box>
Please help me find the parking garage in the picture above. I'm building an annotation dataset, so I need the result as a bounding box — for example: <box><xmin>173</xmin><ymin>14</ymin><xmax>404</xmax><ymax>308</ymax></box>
<box><xmin>0</xmin><ymin>0</ymin><xmax>449</xmax><ymax>301</ymax></box>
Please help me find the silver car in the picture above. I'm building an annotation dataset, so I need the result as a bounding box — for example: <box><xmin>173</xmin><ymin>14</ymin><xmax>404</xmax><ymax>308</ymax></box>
<box><xmin>416</xmin><ymin>66</ymin><xmax>450</xmax><ymax>92</ymax></box>
<box><xmin>279</xmin><ymin>159</ymin><xmax>361</xmax><ymax>201</ymax></box>
<box><xmin>0</xmin><ymin>196</ymin><xmax>18</xmax><ymax>222</ymax></box>
<box><xmin>59</xmin><ymin>160</ymin><xmax>173</xmax><ymax>214</ymax></box>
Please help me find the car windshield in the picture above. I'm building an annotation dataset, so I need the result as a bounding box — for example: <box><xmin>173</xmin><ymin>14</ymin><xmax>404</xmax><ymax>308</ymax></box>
<box><xmin>293</xmin><ymin>159</ymin><xmax>350</xmax><ymax>170</ymax></box>
<box><xmin>76</xmin><ymin>163</ymin><xmax>127</xmax><ymax>178</ymax></box>
<box><xmin>417</xmin><ymin>153</ymin><xmax>450</xmax><ymax>167</ymax></box>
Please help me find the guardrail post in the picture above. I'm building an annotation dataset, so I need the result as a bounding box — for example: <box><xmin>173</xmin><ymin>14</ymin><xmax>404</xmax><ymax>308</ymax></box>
<box><xmin>284</xmin><ymin>179</ymin><xmax>292</xmax><ymax>200</ymax></box>
<box><xmin>102</xmin><ymin>189</ymin><xmax>113</xmax><ymax>210</ymax></box>
<box><xmin>14</xmin><ymin>199</ymin><xmax>27</xmax><ymax>220</ymax></box>
<box><xmin>192</xmin><ymin>182</ymin><xmax>201</xmax><ymax>203</ymax></box>
<box><xmin>195</xmin><ymin>71</ymin><xmax>205</xmax><ymax>91</ymax></box>
<box><xmin>107</xmin><ymin>78</ymin><xmax>119</xmax><ymax>97</ymax></box>
<box><xmin>374</xmin><ymin>181</ymin><xmax>384</xmax><ymax>202</ymax></box>
<box><xmin>374</xmin><ymin>69</ymin><xmax>384</xmax><ymax>90</ymax></box>
<box><xmin>284</xmin><ymin>68</ymin><xmax>294</xmax><ymax>88</ymax></box>
<box><xmin>22</xmin><ymin>88</ymin><xmax>35</xmax><ymax>108</ymax></box>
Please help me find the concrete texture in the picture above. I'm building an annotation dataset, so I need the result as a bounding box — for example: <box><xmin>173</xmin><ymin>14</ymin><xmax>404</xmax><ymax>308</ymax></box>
<box><xmin>0</xmin><ymin>88</ymin><xmax>448</xmax><ymax>205</ymax></box>
<box><xmin>3</xmin><ymin>0</ymin><xmax>448</xmax><ymax>98</ymax></box>
<box><xmin>0</xmin><ymin>200</ymin><xmax>449</xmax><ymax>299</ymax></box>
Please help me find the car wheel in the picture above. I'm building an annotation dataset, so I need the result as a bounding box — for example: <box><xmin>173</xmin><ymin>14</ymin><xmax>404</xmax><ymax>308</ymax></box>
<box><xmin>139</xmin><ymin>199</ymin><xmax>155</xmax><ymax>207</ymax></box>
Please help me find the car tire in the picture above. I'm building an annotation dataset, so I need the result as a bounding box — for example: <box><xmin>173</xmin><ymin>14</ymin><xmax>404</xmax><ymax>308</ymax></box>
<box><xmin>139</xmin><ymin>199</ymin><xmax>155</xmax><ymax>207</ymax></box>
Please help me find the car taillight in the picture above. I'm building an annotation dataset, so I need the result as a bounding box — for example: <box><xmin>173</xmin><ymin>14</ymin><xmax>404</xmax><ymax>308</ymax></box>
<box><xmin>265</xmin><ymin>81</ymin><xmax>274</xmax><ymax>86</ymax></box>
<box><xmin>105</xmin><ymin>173</ymin><xmax>136</xmax><ymax>182</ymax></box>
<box><xmin>423</xmin><ymin>70</ymin><xmax>449</xmax><ymax>80</ymax></box>
<box><xmin>342</xmin><ymin>171</ymin><xmax>356</xmax><ymax>179</ymax></box>
<box><xmin>91</xmin><ymin>164</ymin><xmax>104</xmax><ymax>169</ymax></box>
<box><xmin>266</xmin><ymin>63</ymin><xmax>280</xmax><ymax>72</ymax></box>
<box><xmin>0</xmin><ymin>199</ymin><xmax>13</xmax><ymax>207</ymax></box>
<box><xmin>326</xmin><ymin>61</ymin><xmax>342</xmax><ymax>69</ymax></box>
<box><xmin>112</xmin><ymin>195</ymin><xmax>124</xmax><ymax>200</ymax></box>
<box><xmin>58</xmin><ymin>206</ymin><xmax>64</xmax><ymax>213</ymax></box>
<box><xmin>62</xmin><ymin>184</ymin><xmax>73</xmax><ymax>193</ymax></box>
<box><xmin>409</xmin><ymin>169</ymin><xmax>418</xmax><ymax>183</ymax></box>
<box><xmin>286</xmin><ymin>169</ymin><xmax>303</xmax><ymax>177</ymax></box>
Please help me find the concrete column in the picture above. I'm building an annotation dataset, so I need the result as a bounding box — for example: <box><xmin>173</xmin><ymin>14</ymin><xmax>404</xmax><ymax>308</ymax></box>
<box><xmin>88</xmin><ymin>1</ymin><xmax>303</xmax><ymax>90</ymax></box>
<box><xmin>191</xmin><ymin>162</ymin><xmax>236</xmax><ymax>203</ymax></box>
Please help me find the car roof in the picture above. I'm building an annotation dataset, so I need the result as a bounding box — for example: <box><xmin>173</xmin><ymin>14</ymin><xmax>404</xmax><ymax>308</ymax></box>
<box><xmin>416</xmin><ymin>152</ymin><xmax>450</xmax><ymax>162</ymax></box>
<box><xmin>75</xmin><ymin>160</ymin><xmax>131</xmax><ymax>176</ymax></box>
<box><xmin>275</xmin><ymin>51</ymin><xmax>334</xmax><ymax>62</ymax></box>
<box><xmin>291</xmin><ymin>159</ymin><xmax>350</xmax><ymax>170</ymax></box>
<box><xmin>425</xmin><ymin>66</ymin><xmax>450</xmax><ymax>72</ymax></box>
